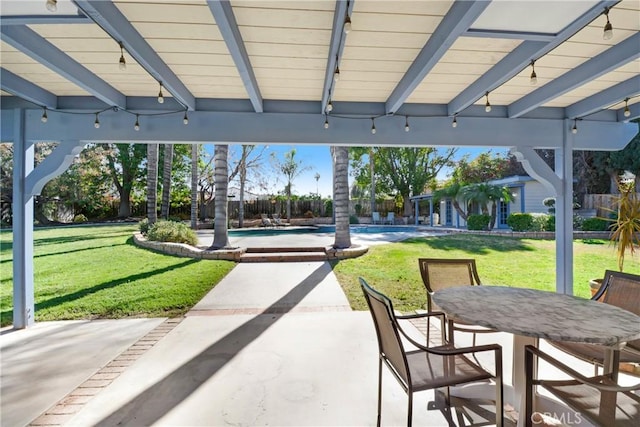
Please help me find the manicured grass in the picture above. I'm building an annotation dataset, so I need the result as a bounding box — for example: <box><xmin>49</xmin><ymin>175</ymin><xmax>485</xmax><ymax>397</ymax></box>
<box><xmin>0</xmin><ymin>224</ymin><xmax>235</xmax><ymax>327</ymax></box>
<box><xmin>331</xmin><ymin>234</ymin><xmax>640</xmax><ymax>312</ymax></box>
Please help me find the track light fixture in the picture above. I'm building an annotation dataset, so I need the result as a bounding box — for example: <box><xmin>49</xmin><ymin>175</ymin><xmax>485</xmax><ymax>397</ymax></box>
<box><xmin>624</xmin><ymin>98</ymin><xmax>631</xmax><ymax>117</ymax></box>
<box><xmin>183</xmin><ymin>110</ymin><xmax>189</xmax><ymax>125</ymax></box>
<box><xmin>370</xmin><ymin>118</ymin><xmax>376</xmax><ymax>135</ymax></box>
<box><xmin>603</xmin><ymin>7</ymin><xmax>613</xmax><ymax>40</ymax></box>
<box><xmin>46</xmin><ymin>0</ymin><xmax>57</xmax><ymax>13</ymax></box>
<box><xmin>324</xmin><ymin>115</ymin><xmax>329</xmax><ymax>129</ymax></box>
<box><xmin>344</xmin><ymin>14</ymin><xmax>352</xmax><ymax>33</ymax></box>
<box><xmin>41</xmin><ymin>107</ymin><xmax>48</xmax><ymax>123</ymax></box>
<box><xmin>134</xmin><ymin>114</ymin><xmax>140</xmax><ymax>131</ymax></box>
<box><xmin>157</xmin><ymin>82</ymin><xmax>164</xmax><ymax>104</ymax></box>
<box><xmin>452</xmin><ymin>115</ymin><xmax>458</xmax><ymax>128</ymax></box>
<box><xmin>484</xmin><ymin>91</ymin><xmax>492</xmax><ymax>113</ymax></box>
<box><xmin>118</xmin><ymin>42</ymin><xmax>126</xmax><ymax>71</ymax></box>
<box><xmin>94</xmin><ymin>113</ymin><xmax>100</xmax><ymax>129</ymax></box>
<box><xmin>404</xmin><ymin>116</ymin><xmax>410</xmax><ymax>132</ymax></box>
<box><xmin>529</xmin><ymin>60</ymin><xmax>537</xmax><ymax>85</ymax></box>
<box><xmin>571</xmin><ymin>119</ymin><xmax>578</xmax><ymax>134</ymax></box>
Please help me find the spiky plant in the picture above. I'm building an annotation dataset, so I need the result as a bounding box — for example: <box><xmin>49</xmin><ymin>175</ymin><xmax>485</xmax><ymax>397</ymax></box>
<box><xmin>609</xmin><ymin>179</ymin><xmax>640</xmax><ymax>271</ymax></box>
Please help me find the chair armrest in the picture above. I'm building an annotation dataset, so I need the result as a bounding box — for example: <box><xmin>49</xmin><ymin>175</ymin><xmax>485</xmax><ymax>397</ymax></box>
<box><xmin>396</xmin><ymin>311</ymin><xmax>446</xmax><ymax>343</ymax></box>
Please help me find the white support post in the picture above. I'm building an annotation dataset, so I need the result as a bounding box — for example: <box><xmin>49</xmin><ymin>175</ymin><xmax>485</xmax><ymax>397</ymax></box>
<box><xmin>555</xmin><ymin>121</ymin><xmax>574</xmax><ymax>295</ymax></box>
<box><xmin>12</xmin><ymin>108</ymin><xmax>35</xmax><ymax>328</ymax></box>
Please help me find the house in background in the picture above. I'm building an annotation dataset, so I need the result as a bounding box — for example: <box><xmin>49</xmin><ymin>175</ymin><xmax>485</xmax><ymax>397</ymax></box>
<box><xmin>412</xmin><ymin>175</ymin><xmax>552</xmax><ymax>229</ymax></box>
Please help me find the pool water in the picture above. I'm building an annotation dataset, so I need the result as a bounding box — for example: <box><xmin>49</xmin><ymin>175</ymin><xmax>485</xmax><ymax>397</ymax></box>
<box><xmin>228</xmin><ymin>225</ymin><xmax>421</xmax><ymax>236</ymax></box>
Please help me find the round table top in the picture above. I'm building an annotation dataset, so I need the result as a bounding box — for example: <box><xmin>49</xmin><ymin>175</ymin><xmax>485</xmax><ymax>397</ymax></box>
<box><xmin>432</xmin><ymin>286</ymin><xmax>640</xmax><ymax>346</ymax></box>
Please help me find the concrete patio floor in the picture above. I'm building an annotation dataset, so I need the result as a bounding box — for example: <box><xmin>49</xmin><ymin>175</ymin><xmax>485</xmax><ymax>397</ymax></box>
<box><xmin>2</xmin><ymin>259</ymin><xmax>636</xmax><ymax>426</ymax></box>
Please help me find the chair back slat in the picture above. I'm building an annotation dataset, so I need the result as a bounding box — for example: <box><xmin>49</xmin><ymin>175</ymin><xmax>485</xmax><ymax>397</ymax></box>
<box><xmin>360</xmin><ymin>278</ymin><xmax>409</xmax><ymax>384</ymax></box>
<box><xmin>602</xmin><ymin>270</ymin><xmax>640</xmax><ymax>354</ymax></box>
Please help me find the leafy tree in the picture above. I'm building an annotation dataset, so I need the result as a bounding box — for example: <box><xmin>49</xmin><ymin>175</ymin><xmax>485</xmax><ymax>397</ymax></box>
<box><xmin>271</xmin><ymin>148</ymin><xmax>312</xmax><ymax>219</ymax></box>
<box><xmin>229</xmin><ymin>145</ymin><xmax>268</xmax><ymax>227</ymax></box>
<box><xmin>455</xmin><ymin>151</ymin><xmax>510</xmax><ymax>184</ymax></box>
<box><xmin>104</xmin><ymin>143</ymin><xmax>147</xmax><ymax>217</ymax></box>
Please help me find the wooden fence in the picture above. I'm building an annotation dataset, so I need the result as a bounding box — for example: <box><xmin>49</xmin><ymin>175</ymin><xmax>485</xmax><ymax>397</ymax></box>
<box><xmin>582</xmin><ymin>193</ymin><xmax>640</xmax><ymax>218</ymax></box>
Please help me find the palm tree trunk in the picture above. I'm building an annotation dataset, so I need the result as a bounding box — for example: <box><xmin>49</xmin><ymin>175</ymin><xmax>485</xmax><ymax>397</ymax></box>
<box><xmin>332</xmin><ymin>146</ymin><xmax>351</xmax><ymax>249</ymax></box>
<box><xmin>369</xmin><ymin>148</ymin><xmax>376</xmax><ymax>215</ymax></box>
<box><xmin>161</xmin><ymin>143</ymin><xmax>173</xmax><ymax>220</ymax></box>
<box><xmin>190</xmin><ymin>144</ymin><xmax>198</xmax><ymax>229</ymax></box>
<box><xmin>147</xmin><ymin>143</ymin><xmax>159</xmax><ymax>224</ymax></box>
<box><xmin>211</xmin><ymin>144</ymin><xmax>230</xmax><ymax>249</ymax></box>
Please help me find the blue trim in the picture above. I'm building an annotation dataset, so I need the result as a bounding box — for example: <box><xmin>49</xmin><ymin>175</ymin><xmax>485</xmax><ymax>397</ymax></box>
<box><xmin>0</xmin><ymin>25</ymin><xmax>126</xmax><ymax>108</ymax></box>
<box><xmin>566</xmin><ymin>76</ymin><xmax>640</xmax><ymax>119</ymax></box>
<box><xmin>206</xmin><ymin>0</ymin><xmax>262</xmax><ymax>113</ymax></box>
<box><xmin>0</xmin><ymin>68</ymin><xmax>57</xmax><ymax>109</ymax></box>
<box><xmin>74</xmin><ymin>0</ymin><xmax>195</xmax><ymax>110</ymax></box>
<box><xmin>464</xmin><ymin>28</ymin><xmax>555</xmax><ymax>42</ymax></box>
<box><xmin>509</xmin><ymin>33</ymin><xmax>640</xmax><ymax>118</ymax></box>
<box><xmin>0</xmin><ymin>15</ymin><xmax>91</xmax><ymax>25</ymax></box>
<box><xmin>321</xmin><ymin>0</ymin><xmax>354</xmax><ymax>114</ymax></box>
<box><xmin>386</xmin><ymin>0</ymin><xmax>489</xmax><ymax>115</ymax></box>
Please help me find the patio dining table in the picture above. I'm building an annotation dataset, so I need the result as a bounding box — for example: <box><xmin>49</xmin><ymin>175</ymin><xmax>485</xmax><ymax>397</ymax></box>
<box><xmin>432</xmin><ymin>285</ymin><xmax>640</xmax><ymax>426</ymax></box>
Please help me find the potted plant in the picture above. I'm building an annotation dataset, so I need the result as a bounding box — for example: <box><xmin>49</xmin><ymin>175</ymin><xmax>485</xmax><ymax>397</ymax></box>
<box><xmin>590</xmin><ymin>176</ymin><xmax>640</xmax><ymax>297</ymax></box>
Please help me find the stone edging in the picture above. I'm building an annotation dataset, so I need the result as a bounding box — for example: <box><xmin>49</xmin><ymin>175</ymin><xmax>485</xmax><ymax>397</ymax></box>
<box><xmin>133</xmin><ymin>232</ymin><xmax>244</xmax><ymax>261</ymax></box>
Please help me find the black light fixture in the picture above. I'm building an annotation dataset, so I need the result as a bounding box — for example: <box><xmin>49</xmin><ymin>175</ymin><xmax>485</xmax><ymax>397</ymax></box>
<box><xmin>404</xmin><ymin>116</ymin><xmax>410</xmax><ymax>132</ymax></box>
<box><xmin>41</xmin><ymin>107</ymin><xmax>48</xmax><ymax>123</ymax></box>
<box><xmin>118</xmin><ymin>42</ymin><xmax>126</xmax><ymax>71</ymax></box>
<box><xmin>452</xmin><ymin>114</ymin><xmax>458</xmax><ymax>128</ymax></box>
<box><xmin>183</xmin><ymin>110</ymin><xmax>189</xmax><ymax>125</ymax></box>
<box><xmin>571</xmin><ymin>119</ymin><xmax>578</xmax><ymax>134</ymax></box>
<box><xmin>370</xmin><ymin>118</ymin><xmax>376</xmax><ymax>134</ymax></box>
<box><xmin>603</xmin><ymin>7</ymin><xmax>613</xmax><ymax>40</ymax></box>
<box><xmin>529</xmin><ymin>60</ymin><xmax>537</xmax><ymax>85</ymax></box>
<box><xmin>134</xmin><ymin>114</ymin><xmax>140</xmax><ymax>131</ymax></box>
<box><xmin>484</xmin><ymin>91</ymin><xmax>492</xmax><ymax>113</ymax></box>
<box><xmin>623</xmin><ymin>98</ymin><xmax>631</xmax><ymax>117</ymax></box>
<box><xmin>324</xmin><ymin>115</ymin><xmax>329</xmax><ymax>129</ymax></box>
<box><xmin>157</xmin><ymin>82</ymin><xmax>164</xmax><ymax>104</ymax></box>
<box><xmin>45</xmin><ymin>0</ymin><xmax>57</xmax><ymax>13</ymax></box>
<box><xmin>94</xmin><ymin>113</ymin><xmax>100</xmax><ymax>129</ymax></box>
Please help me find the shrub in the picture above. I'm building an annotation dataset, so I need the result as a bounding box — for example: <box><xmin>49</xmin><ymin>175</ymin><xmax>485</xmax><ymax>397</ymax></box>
<box><xmin>349</xmin><ymin>215</ymin><xmax>359</xmax><ymax>224</ymax></box>
<box><xmin>324</xmin><ymin>200</ymin><xmax>333</xmax><ymax>217</ymax></box>
<box><xmin>304</xmin><ymin>210</ymin><xmax>315</xmax><ymax>218</ymax></box>
<box><xmin>467</xmin><ymin>214</ymin><xmax>490</xmax><ymax>231</ymax></box>
<box><xmin>146</xmin><ymin>220</ymin><xmax>198</xmax><ymax>245</ymax></box>
<box><xmin>507</xmin><ymin>213</ymin><xmax>534</xmax><ymax>231</ymax></box>
<box><xmin>139</xmin><ymin>218</ymin><xmax>150</xmax><ymax>235</ymax></box>
<box><xmin>530</xmin><ymin>213</ymin><xmax>550</xmax><ymax>232</ymax></box>
<box><xmin>73</xmin><ymin>214</ymin><xmax>88</xmax><ymax>223</ymax></box>
<box><xmin>581</xmin><ymin>217</ymin><xmax>609</xmax><ymax>231</ymax></box>
<box><xmin>546</xmin><ymin>215</ymin><xmax>555</xmax><ymax>231</ymax></box>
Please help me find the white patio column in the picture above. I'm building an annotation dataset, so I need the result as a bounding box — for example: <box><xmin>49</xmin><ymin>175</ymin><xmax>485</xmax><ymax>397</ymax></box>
<box><xmin>12</xmin><ymin>108</ymin><xmax>35</xmax><ymax>328</ymax></box>
<box><xmin>555</xmin><ymin>120</ymin><xmax>574</xmax><ymax>295</ymax></box>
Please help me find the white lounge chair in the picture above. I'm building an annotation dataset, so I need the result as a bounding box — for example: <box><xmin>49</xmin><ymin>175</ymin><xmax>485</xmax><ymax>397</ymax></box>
<box><xmin>385</xmin><ymin>212</ymin><xmax>395</xmax><ymax>225</ymax></box>
<box><xmin>372</xmin><ymin>212</ymin><xmax>382</xmax><ymax>224</ymax></box>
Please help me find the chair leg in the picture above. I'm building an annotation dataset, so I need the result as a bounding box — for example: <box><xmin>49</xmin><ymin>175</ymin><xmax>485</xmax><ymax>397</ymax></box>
<box><xmin>407</xmin><ymin>390</ymin><xmax>413</xmax><ymax>427</ymax></box>
<box><xmin>377</xmin><ymin>358</ymin><xmax>382</xmax><ymax>427</ymax></box>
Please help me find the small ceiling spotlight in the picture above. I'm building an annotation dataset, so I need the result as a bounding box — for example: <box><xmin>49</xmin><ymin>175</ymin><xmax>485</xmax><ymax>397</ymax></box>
<box><xmin>529</xmin><ymin>60</ymin><xmax>537</xmax><ymax>85</ymax></box>
<box><xmin>452</xmin><ymin>115</ymin><xmax>458</xmax><ymax>128</ymax></box>
<box><xmin>623</xmin><ymin>98</ymin><xmax>631</xmax><ymax>117</ymax></box>
<box><xmin>334</xmin><ymin>65</ymin><xmax>340</xmax><ymax>83</ymax></box>
<box><xmin>571</xmin><ymin>119</ymin><xmax>578</xmax><ymax>134</ymax></box>
<box><xmin>183</xmin><ymin>110</ymin><xmax>189</xmax><ymax>125</ymax></box>
<box><xmin>484</xmin><ymin>91</ymin><xmax>492</xmax><ymax>113</ymax></box>
<box><xmin>94</xmin><ymin>113</ymin><xmax>100</xmax><ymax>129</ymax></box>
<box><xmin>157</xmin><ymin>82</ymin><xmax>164</xmax><ymax>104</ymax></box>
<box><xmin>134</xmin><ymin>114</ymin><xmax>140</xmax><ymax>131</ymax></box>
<box><xmin>46</xmin><ymin>0</ymin><xmax>57</xmax><ymax>13</ymax></box>
<box><xmin>370</xmin><ymin>118</ymin><xmax>376</xmax><ymax>135</ymax></box>
<box><xmin>326</xmin><ymin>99</ymin><xmax>333</xmax><ymax>113</ymax></box>
<box><xmin>344</xmin><ymin>14</ymin><xmax>352</xmax><ymax>33</ymax></box>
<box><xmin>41</xmin><ymin>107</ymin><xmax>48</xmax><ymax>123</ymax></box>
<box><xmin>324</xmin><ymin>116</ymin><xmax>329</xmax><ymax>129</ymax></box>
<box><xmin>118</xmin><ymin>42</ymin><xmax>126</xmax><ymax>71</ymax></box>
<box><xmin>603</xmin><ymin>7</ymin><xmax>613</xmax><ymax>40</ymax></box>
<box><xmin>404</xmin><ymin>116</ymin><xmax>410</xmax><ymax>132</ymax></box>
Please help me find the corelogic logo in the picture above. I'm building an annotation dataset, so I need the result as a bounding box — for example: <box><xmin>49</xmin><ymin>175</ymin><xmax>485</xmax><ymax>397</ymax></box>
<box><xmin>531</xmin><ymin>411</ymin><xmax>583</xmax><ymax>425</ymax></box>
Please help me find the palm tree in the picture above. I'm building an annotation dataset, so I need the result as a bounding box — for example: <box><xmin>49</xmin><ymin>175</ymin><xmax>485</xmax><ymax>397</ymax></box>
<box><xmin>332</xmin><ymin>146</ymin><xmax>351</xmax><ymax>249</ymax></box>
<box><xmin>146</xmin><ymin>143</ymin><xmax>159</xmax><ymax>225</ymax></box>
<box><xmin>190</xmin><ymin>144</ymin><xmax>198</xmax><ymax>229</ymax></box>
<box><xmin>210</xmin><ymin>144</ymin><xmax>230</xmax><ymax>249</ymax></box>
<box><xmin>433</xmin><ymin>182</ymin><xmax>469</xmax><ymax>221</ymax></box>
<box><xmin>160</xmin><ymin>143</ymin><xmax>173</xmax><ymax>220</ymax></box>
<box><xmin>462</xmin><ymin>183</ymin><xmax>512</xmax><ymax>230</ymax></box>
<box><xmin>272</xmin><ymin>149</ymin><xmax>311</xmax><ymax>220</ymax></box>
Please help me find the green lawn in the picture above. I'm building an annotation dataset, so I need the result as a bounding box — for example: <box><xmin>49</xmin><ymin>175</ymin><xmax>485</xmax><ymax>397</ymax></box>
<box><xmin>331</xmin><ymin>234</ymin><xmax>640</xmax><ymax>312</ymax></box>
<box><xmin>0</xmin><ymin>224</ymin><xmax>235</xmax><ymax>327</ymax></box>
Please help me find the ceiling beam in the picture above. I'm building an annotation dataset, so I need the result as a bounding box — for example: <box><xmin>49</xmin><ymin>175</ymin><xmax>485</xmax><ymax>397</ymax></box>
<box><xmin>206</xmin><ymin>0</ymin><xmax>262</xmax><ymax>113</ymax></box>
<box><xmin>73</xmin><ymin>0</ymin><xmax>196</xmax><ymax>111</ymax></box>
<box><xmin>321</xmin><ymin>0</ymin><xmax>355</xmax><ymax>114</ymax></box>
<box><xmin>0</xmin><ymin>68</ymin><xmax>57</xmax><ymax>109</ymax></box>
<box><xmin>385</xmin><ymin>0</ymin><xmax>491</xmax><ymax>115</ymax></box>
<box><xmin>448</xmin><ymin>0</ymin><xmax>620</xmax><ymax>117</ymax></box>
<box><xmin>0</xmin><ymin>25</ymin><xmax>125</xmax><ymax>108</ymax></box>
<box><xmin>0</xmin><ymin>14</ymin><xmax>91</xmax><ymax>25</ymax></box>
<box><xmin>566</xmin><ymin>76</ymin><xmax>640</xmax><ymax>119</ymax></box>
<box><xmin>464</xmin><ymin>29</ymin><xmax>555</xmax><ymax>42</ymax></box>
<box><xmin>509</xmin><ymin>33</ymin><xmax>640</xmax><ymax>118</ymax></box>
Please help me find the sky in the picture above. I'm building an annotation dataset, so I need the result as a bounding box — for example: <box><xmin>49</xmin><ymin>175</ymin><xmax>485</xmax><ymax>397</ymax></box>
<box><xmin>238</xmin><ymin>144</ymin><xmax>509</xmax><ymax>199</ymax></box>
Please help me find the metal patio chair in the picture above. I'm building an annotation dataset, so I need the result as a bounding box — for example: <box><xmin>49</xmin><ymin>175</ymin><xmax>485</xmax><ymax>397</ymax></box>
<box><xmin>418</xmin><ymin>258</ymin><xmax>497</xmax><ymax>345</ymax></box>
<box><xmin>360</xmin><ymin>277</ymin><xmax>504</xmax><ymax>427</ymax></box>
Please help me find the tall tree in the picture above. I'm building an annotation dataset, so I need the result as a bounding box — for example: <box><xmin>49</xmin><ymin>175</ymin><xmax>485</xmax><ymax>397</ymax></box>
<box><xmin>104</xmin><ymin>143</ymin><xmax>146</xmax><ymax>217</ymax></box>
<box><xmin>332</xmin><ymin>146</ymin><xmax>351</xmax><ymax>249</ymax></box>
<box><xmin>229</xmin><ymin>145</ymin><xmax>268</xmax><ymax>228</ymax></box>
<box><xmin>210</xmin><ymin>145</ymin><xmax>230</xmax><ymax>249</ymax></box>
<box><xmin>147</xmin><ymin>144</ymin><xmax>159</xmax><ymax>224</ymax></box>
<box><xmin>271</xmin><ymin>148</ymin><xmax>311</xmax><ymax>220</ymax></box>
<box><xmin>190</xmin><ymin>144</ymin><xmax>198</xmax><ymax>229</ymax></box>
<box><xmin>160</xmin><ymin>143</ymin><xmax>173</xmax><ymax>219</ymax></box>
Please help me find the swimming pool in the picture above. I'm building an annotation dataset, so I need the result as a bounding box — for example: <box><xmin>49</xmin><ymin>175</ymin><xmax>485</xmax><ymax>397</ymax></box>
<box><xmin>228</xmin><ymin>225</ymin><xmax>422</xmax><ymax>236</ymax></box>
